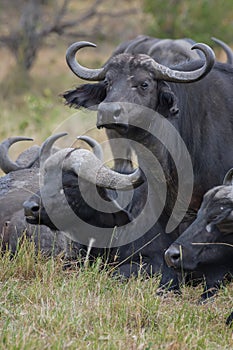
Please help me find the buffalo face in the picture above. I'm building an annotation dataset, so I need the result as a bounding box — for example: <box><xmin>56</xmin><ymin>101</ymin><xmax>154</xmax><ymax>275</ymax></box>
<box><xmin>165</xmin><ymin>184</ymin><xmax>233</xmax><ymax>272</ymax></box>
<box><xmin>23</xmin><ymin>135</ymin><xmax>144</xmax><ymax>238</ymax></box>
<box><xmin>63</xmin><ymin>41</ymin><xmax>215</xmax><ymax>133</ymax></box>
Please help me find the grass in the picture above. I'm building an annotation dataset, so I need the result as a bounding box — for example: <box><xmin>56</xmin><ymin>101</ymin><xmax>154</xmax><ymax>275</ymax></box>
<box><xmin>0</xmin><ymin>241</ymin><xmax>232</xmax><ymax>350</ymax></box>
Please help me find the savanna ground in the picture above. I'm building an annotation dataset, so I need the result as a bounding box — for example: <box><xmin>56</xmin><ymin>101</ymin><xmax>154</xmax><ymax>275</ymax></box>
<box><xmin>0</xmin><ymin>15</ymin><xmax>233</xmax><ymax>350</ymax></box>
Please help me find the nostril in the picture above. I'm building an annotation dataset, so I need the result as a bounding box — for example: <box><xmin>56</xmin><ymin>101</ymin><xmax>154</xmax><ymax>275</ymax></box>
<box><xmin>23</xmin><ymin>201</ymin><xmax>40</xmax><ymax>216</ymax></box>
<box><xmin>164</xmin><ymin>245</ymin><xmax>181</xmax><ymax>267</ymax></box>
<box><xmin>113</xmin><ymin>108</ymin><xmax>121</xmax><ymax>118</ymax></box>
<box><xmin>171</xmin><ymin>252</ymin><xmax>180</xmax><ymax>262</ymax></box>
<box><xmin>31</xmin><ymin>205</ymin><xmax>39</xmax><ymax>213</ymax></box>
<box><xmin>97</xmin><ymin>102</ymin><xmax>122</xmax><ymax>124</ymax></box>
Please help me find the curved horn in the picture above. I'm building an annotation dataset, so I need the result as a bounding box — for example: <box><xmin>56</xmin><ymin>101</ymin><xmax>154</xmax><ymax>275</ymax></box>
<box><xmin>223</xmin><ymin>168</ymin><xmax>233</xmax><ymax>186</ymax></box>
<box><xmin>65</xmin><ymin>149</ymin><xmax>143</xmax><ymax>190</ymax></box>
<box><xmin>40</xmin><ymin>132</ymin><xmax>68</xmax><ymax>166</ymax></box>
<box><xmin>66</xmin><ymin>41</ymin><xmax>106</xmax><ymax>81</ymax></box>
<box><xmin>0</xmin><ymin>136</ymin><xmax>38</xmax><ymax>174</ymax></box>
<box><xmin>77</xmin><ymin>136</ymin><xmax>104</xmax><ymax>161</ymax></box>
<box><xmin>211</xmin><ymin>37</ymin><xmax>233</xmax><ymax>65</ymax></box>
<box><xmin>149</xmin><ymin>43</ymin><xmax>215</xmax><ymax>83</ymax></box>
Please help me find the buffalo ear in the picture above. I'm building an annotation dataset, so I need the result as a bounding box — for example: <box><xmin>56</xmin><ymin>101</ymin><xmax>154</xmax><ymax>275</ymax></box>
<box><xmin>61</xmin><ymin>82</ymin><xmax>106</xmax><ymax>110</ymax></box>
<box><xmin>223</xmin><ymin>168</ymin><xmax>233</xmax><ymax>186</ymax></box>
<box><xmin>157</xmin><ymin>81</ymin><xmax>179</xmax><ymax>118</ymax></box>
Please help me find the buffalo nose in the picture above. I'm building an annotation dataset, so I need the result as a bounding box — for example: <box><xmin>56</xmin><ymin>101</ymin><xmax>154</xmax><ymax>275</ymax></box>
<box><xmin>97</xmin><ymin>102</ymin><xmax>122</xmax><ymax>126</ymax></box>
<box><xmin>23</xmin><ymin>200</ymin><xmax>40</xmax><ymax>218</ymax></box>
<box><xmin>164</xmin><ymin>244</ymin><xmax>181</xmax><ymax>268</ymax></box>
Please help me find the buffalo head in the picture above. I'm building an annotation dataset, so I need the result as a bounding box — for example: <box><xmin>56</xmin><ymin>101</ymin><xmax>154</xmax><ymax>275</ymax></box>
<box><xmin>164</xmin><ymin>168</ymin><xmax>233</xmax><ymax>272</ymax></box>
<box><xmin>23</xmin><ymin>133</ymin><xmax>144</xmax><ymax>244</ymax></box>
<box><xmin>63</xmin><ymin>41</ymin><xmax>215</xmax><ymax>129</ymax></box>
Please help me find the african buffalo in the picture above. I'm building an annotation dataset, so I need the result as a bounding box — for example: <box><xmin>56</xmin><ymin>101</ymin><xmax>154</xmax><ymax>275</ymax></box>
<box><xmin>23</xmin><ymin>133</ymin><xmax>179</xmax><ymax>284</ymax></box>
<box><xmin>110</xmin><ymin>36</ymin><xmax>203</xmax><ymax>65</ymax></box>
<box><xmin>63</xmin><ymin>41</ymin><xmax>233</xmax><ymax>225</ymax></box>
<box><xmin>164</xmin><ymin>168</ymin><xmax>233</xmax><ymax>299</ymax></box>
<box><xmin>62</xmin><ymin>40</ymin><xmax>233</xmax><ymax>293</ymax></box>
<box><xmin>2</xmin><ymin>209</ymin><xmax>80</xmax><ymax>258</ymax></box>
<box><xmin>0</xmin><ymin>135</ymin><xmax>80</xmax><ymax>257</ymax></box>
<box><xmin>110</xmin><ymin>35</ymin><xmax>233</xmax><ymax>66</ymax></box>
<box><xmin>63</xmin><ymin>36</ymin><xmax>207</xmax><ymax>173</ymax></box>
<box><xmin>64</xmin><ymin>36</ymin><xmax>210</xmax><ymax>174</ymax></box>
<box><xmin>0</xmin><ymin>134</ymin><xmax>64</xmax><ymax>232</ymax></box>
<box><xmin>63</xmin><ymin>37</ymin><xmax>233</xmax><ymax>177</ymax></box>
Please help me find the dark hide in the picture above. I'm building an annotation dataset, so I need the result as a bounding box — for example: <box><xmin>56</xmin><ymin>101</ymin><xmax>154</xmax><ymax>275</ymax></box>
<box><xmin>64</xmin><ymin>58</ymin><xmax>233</xmax><ymax>214</ymax></box>
<box><xmin>62</xmin><ymin>52</ymin><xmax>233</xmax><ymax>295</ymax></box>
<box><xmin>165</xmin><ymin>182</ymin><xmax>233</xmax><ymax>299</ymax></box>
<box><xmin>1</xmin><ymin>209</ymin><xmax>80</xmax><ymax>258</ymax></box>
<box><xmin>62</xmin><ymin>36</ymin><xmax>202</xmax><ymax>173</ymax></box>
<box><xmin>62</xmin><ymin>82</ymin><xmax>106</xmax><ymax>110</ymax></box>
<box><xmin>0</xmin><ymin>142</ymin><xmax>78</xmax><ymax>259</ymax></box>
<box><xmin>24</xmin><ymin>162</ymin><xmax>179</xmax><ymax>286</ymax></box>
<box><xmin>226</xmin><ymin>311</ymin><xmax>233</xmax><ymax>326</ymax></box>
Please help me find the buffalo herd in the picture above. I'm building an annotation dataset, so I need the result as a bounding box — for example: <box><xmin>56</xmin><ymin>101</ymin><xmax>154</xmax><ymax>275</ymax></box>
<box><xmin>1</xmin><ymin>35</ymin><xmax>232</xmax><ymax>324</ymax></box>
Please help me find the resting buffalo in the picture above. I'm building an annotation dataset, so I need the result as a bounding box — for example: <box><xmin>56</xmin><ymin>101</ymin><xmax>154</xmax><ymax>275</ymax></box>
<box><xmin>24</xmin><ymin>133</ymin><xmax>179</xmax><ymax>283</ymax></box>
<box><xmin>2</xmin><ymin>209</ymin><xmax>80</xmax><ymax>258</ymax></box>
<box><xmin>164</xmin><ymin>168</ymin><xmax>233</xmax><ymax>299</ymax></box>
<box><xmin>0</xmin><ymin>135</ymin><xmax>79</xmax><ymax>257</ymax></box>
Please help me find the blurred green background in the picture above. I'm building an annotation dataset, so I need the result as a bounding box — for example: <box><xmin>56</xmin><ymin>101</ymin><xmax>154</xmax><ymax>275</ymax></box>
<box><xmin>0</xmin><ymin>0</ymin><xmax>232</xmax><ymax>146</ymax></box>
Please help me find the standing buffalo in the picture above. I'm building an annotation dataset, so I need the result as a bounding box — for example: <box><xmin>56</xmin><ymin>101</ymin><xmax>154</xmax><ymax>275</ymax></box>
<box><xmin>164</xmin><ymin>168</ymin><xmax>233</xmax><ymax>299</ymax></box>
<box><xmin>63</xmin><ymin>40</ymin><xmax>233</xmax><ymax>225</ymax></box>
<box><xmin>62</xmin><ymin>39</ymin><xmax>233</xmax><ymax>293</ymax></box>
<box><xmin>63</xmin><ymin>36</ymin><xmax>212</xmax><ymax>174</ymax></box>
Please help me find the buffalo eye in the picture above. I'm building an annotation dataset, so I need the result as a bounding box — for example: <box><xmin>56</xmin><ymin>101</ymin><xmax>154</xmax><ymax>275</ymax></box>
<box><xmin>140</xmin><ymin>81</ymin><xmax>149</xmax><ymax>90</ymax></box>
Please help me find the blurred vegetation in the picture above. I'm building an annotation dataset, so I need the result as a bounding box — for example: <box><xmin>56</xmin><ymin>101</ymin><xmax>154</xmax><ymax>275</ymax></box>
<box><xmin>143</xmin><ymin>0</ymin><xmax>233</xmax><ymax>44</ymax></box>
<box><xmin>0</xmin><ymin>0</ymin><xmax>140</xmax><ymax>105</ymax></box>
<box><xmin>0</xmin><ymin>0</ymin><xmax>138</xmax><ymax>74</ymax></box>
<box><xmin>0</xmin><ymin>0</ymin><xmax>232</xmax><ymax>145</ymax></box>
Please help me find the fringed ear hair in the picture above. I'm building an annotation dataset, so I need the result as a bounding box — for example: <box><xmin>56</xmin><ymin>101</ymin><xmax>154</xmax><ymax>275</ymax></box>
<box><xmin>157</xmin><ymin>81</ymin><xmax>179</xmax><ymax>118</ymax></box>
